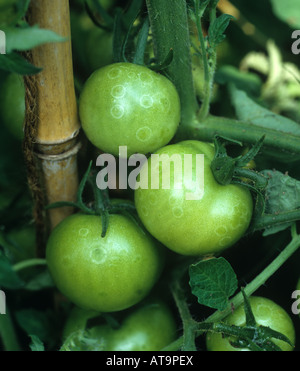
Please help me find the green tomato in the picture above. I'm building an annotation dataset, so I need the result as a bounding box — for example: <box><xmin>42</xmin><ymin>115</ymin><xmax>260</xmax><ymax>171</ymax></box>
<box><xmin>46</xmin><ymin>213</ymin><xmax>165</xmax><ymax>312</ymax></box>
<box><xmin>64</xmin><ymin>297</ymin><xmax>177</xmax><ymax>351</ymax></box>
<box><xmin>206</xmin><ymin>296</ymin><xmax>296</xmax><ymax>351</ymax></box>
<box><xmin>84</xmin><ymin>28</ymin><xmax>113</xmax><ymax>73</ymax></box>
<box><xmin>62</xmin><ymin>306</ymin><xmax>101</xmax><ymax>340</ymax></box>
<box><xmin>79</xmin><ymin>62</ymin><xmax>180</xmax><ymax>157</ymax></box>
<box><xmin>134</xmin><ymin>140</ymin><xmax>253</xmax><ymax>256</ymax></box>
<box><xmin>70</xmin><ymin>11</ymin><xmax>113</xmax><ymax>78</ymax></box>
<box><xmin>0</xmin><ymin>73</ymin><xmax>25</xmax><ymax>140</ymax></box>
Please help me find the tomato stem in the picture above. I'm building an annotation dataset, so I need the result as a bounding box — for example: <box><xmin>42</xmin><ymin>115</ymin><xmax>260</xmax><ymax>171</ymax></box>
<box><xmin>180</xmin><ymin>114</ymin><xmax>300</xmax><ymax>158</ymax></box>
<box><xmin>194</xmin><ymin>1</ymin><xmax>218</xmax><ymax>121</ymax></box>
<box><xmin>146</xmin><ymin>0</ymin><xmax>199</xmax><ymax>127</ymax></box>
<box><xmin>171</xmin><ymin>279</ymin><xmax>197</xmax><ymax>351</ymax></box>
<box><xmin>13</xmin><ymin>259</ymin><xmax>47</xmax><ymax>272</ymax></box>
<box><xmin>249</xmin><ymin>209</ymin><xmax>300</xmax><ymax>233</ymax></box>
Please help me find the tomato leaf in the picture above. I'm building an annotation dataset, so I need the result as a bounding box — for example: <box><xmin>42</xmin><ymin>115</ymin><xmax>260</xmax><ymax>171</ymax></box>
<box><xmin>4</xmin><ymin>25</ymin><xmax>66</xmax><ymax>54</ymax></box>
<box><xmin>28</xmin><ymin>335</ymin><xmax>45</xmax><ymax>352</ymax></box>
<box><xmin>229</xmin><ymin>84</ymin><xmax>300</xmax><ymax>136</ymax></box>
<box><xmin>0</xmin><ymin>251</ymin><xmax>24</xmax><ymax>289</ymax></box>
<box><xmin>208</xmin><ymin>14</ymin><xmax>234</xmax><ymax>49</ymax></box>
<box><xmin>0</xmin><ymin>52</ymin><xmax>42</xmax><ymax>75</ymax></box>
<box><xmin>15</xmin><ymin>309</ymin><xmax>52</xmax><ymax>343</ymax></box>
<box><xmin>260</xmin><ymin>170</ymin><xmax>300</xmax><ymax>236</ymax></box>
<box><xmin>133</xmin><ymin>17</ymin><xmax>150</xmax><ymax>65</ymax></box>
<box><xmin>241</xmin><ymin>288</ymin><xmax>256</xmax><ymax>327</ymax></box>
<box><xmin>189</xmin><ymin>257</ymin><xmax>238</xmax><ymax>311</ymax></box>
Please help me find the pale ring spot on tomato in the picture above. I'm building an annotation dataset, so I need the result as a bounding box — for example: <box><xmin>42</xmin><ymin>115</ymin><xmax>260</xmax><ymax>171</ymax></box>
<box><xmin>169</xmin><ymin>193</ymin><xmax>183</xmax><ymax>206</ymax></box>
<box><xmin>172</xmin><ymin>206</ymin><xmax>184</xmax><ymax>218</ymax></box>
<box><xmin>111</xmin><ymin>85</ymin><xmax>126</xmax><ymax>98</ymax></box>
<box><xmin>159</xmin><ymin>96</ymin><xmax>171</xmax><ymax>111</ymax></box>
<box><xmin>139</xmin><ymin>72</ymin><xmax>154</xmax><ymax>84</ymax></box>
<box><xmin>219</xmin><ymin>236</ymin><xmax>232</xmax><ymax>247</ymax></box>
<box><xmin>133</xmin><ymin>255</ymin><xmax>142</xmax><ymax>263</ymax></box>
<box><xmin>90</xmin><ymin>247</ymin><xmax>107</xmax><ymax>264</ymax></box>
<box><xmin>140</xmin><ymin>95</ymin><xmax>154</xmax><ymax>108</ymax></box>
<box><xmin>127</xmin><ymin>71</ymin><xmax>136</xmax><ymax>79</ymax></box>
<box><xmin>111</xmin><ymin>105</ymin><xmax>125</xmax><ymax>119</ymax></box>
<box><xmin>107</xmin><ymin>67</ymin><xmax>122</xmax><ymax>79</ymax></box>
<box><xmin>229</xmin><ymin>220</ymin><xmax>243</xmax><ymax>231</ymax></box>
<box><xmin>215</xmin><ymin>226</ymin><xmax>228</xmax><ymax>236</ymax></box>
<box><xmin>148</xmin><ymin>193</ymin><xmax>158</xmax><ymax>205</ymax></box>
<box><xmin>136</xmin><ymin>126</ymin><xmax>152</xmax><ymax>142</ymax></box>
<box><xmin>140</xmin><ymin>206</ymin><xmax>149</xmax><ymax>217</ymax></box>
<box><xmin>79</xmin><ymin>228</ymin><xmax>89</xmax><ymax>237</ymax></box>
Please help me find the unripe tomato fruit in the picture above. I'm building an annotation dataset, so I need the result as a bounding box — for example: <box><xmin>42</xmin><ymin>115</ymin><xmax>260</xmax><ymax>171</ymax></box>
<box><xmin>206</xmin><ymin>296</ymin><xmax>296</xmax><ymax>351</ymax></box>
<box><xmin>70</xmin><ymin>11</ymin><xmax>113</xmax><ymax>78</ymax></box>
<box><xmin>63</xmin><ymin>297</ymin><xmax>177</xmax><ymax>351</ymax></box>
<box><xmin>79</xmin><ymin>62</ymin><xmax>181</xmax><ymax>157</ymax></box>
<box><xmin>46</xmin><ymin>213</ymin><xmax>165</xmax><ymax>312</ymax></box>
<box><xmin>134</xmin><ymin>140</ymin><xmax>253</xmax><ymax>256</ymax></box>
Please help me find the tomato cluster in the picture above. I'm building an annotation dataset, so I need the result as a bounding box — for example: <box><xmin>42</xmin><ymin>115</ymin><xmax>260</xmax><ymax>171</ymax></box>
<box><xmin>45</xmin><ymin>60</ymin><xmax>294</xmax><ymax>351</ymax></box>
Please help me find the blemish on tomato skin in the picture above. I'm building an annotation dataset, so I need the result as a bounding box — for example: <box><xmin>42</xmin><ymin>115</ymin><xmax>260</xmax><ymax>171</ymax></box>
<box><xmin>136</xmin><ymin>126</ymin><xmax>152</xmax><ymax>142</ymax></box>
<box><xmin>172</xmin><ymin>206</ymin><xmax>183</xmax><ymax>218</ymax></box>
<box><xmin>90</xmin><ymin>247</ymin><xmax>107</xmax><ymax>264</ymax></box>
<box><xmin>79</xmin><ymin>228</ymin><xmax>89</xmax><ymax>237</ymax></box>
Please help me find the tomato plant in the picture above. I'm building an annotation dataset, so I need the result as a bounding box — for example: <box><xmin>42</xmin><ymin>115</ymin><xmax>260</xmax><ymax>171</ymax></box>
<box><xmin>1</xmin><ymin>0</ymin><xmax>300</xmax><ymax>354</ymax></box>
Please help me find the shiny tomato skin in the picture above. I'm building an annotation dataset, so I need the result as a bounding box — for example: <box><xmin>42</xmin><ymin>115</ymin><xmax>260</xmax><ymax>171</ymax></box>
<box><xmin>63</xmin><ymin>297</ymin><xmax>177</xmax><ymax>351</ymax></box>
<box><xmin>79</xmin><ymin>62</ymin><xmax>180</xmax><ymax>157</ymax></box>
<box><xmin>134</xmin><ymin>140</ymin><xmax>253</xmax><ymax>256</ymax></box>
<box><xmin>46</xmin><ymin>213</ymin><xmax>165</xmax><ymax>313</ymax></box>
<box><xmin>206</xmin><ymin>296</ymin><xmax>296</xmax><ymax>351</ymax></box>
<box><xmin>94</xmin><ymin>298</ymin><xmax>177</xmax><ymax>351</ymax></box>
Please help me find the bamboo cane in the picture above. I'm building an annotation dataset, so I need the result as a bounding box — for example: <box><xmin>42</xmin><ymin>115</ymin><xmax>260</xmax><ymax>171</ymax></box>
<box><xmin>24</xmin><ymin>0</ymin><xmax>81</xmax><ymax>257</ymax></box>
